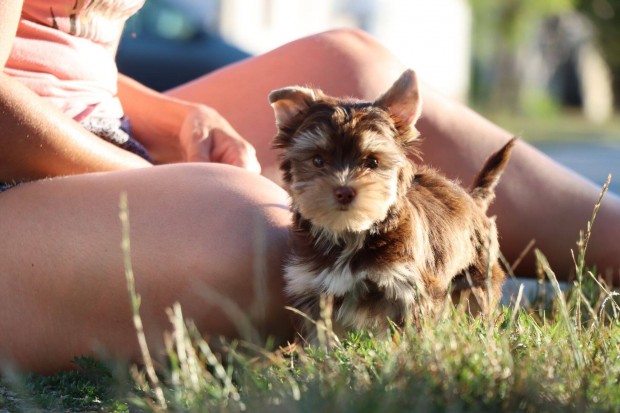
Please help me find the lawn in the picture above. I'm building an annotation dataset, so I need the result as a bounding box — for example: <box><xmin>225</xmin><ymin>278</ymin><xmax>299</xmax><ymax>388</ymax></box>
<box><xmin>0</xmin><ymin>130</ymin><xmax>618</xmax><ymax>413</ymax></box>
<box><xmin>488</xmin><ymin>111</ymin><xmax>620</xmax><ymax>143</ymax></box>
<box><xmin>3</xmin><ymin>268</ymin><xmax>619</xmax><ymax>412</ymax></box>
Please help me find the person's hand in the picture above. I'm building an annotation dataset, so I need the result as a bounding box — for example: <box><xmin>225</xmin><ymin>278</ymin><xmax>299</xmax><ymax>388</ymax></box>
<box><xmin>179</xmin><ymin>105</ymin><xmax>261</xmax><ymax>173</ymax></box>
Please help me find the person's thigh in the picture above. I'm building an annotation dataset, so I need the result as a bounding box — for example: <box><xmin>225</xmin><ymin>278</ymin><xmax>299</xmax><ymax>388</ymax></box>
<box><xmin>166</xmin><ymin>29</ymin><xmax>620</xmax><ymax>278</ymax></box>
<box><xmin>166</xmin><ymin>29</ymin><xmax>406</xmax><ymax>178</ymax></box>
<box><xmin>0</xmin><ymin>163</ymin><xmax>292</xmax><ymax>373</ymax></box>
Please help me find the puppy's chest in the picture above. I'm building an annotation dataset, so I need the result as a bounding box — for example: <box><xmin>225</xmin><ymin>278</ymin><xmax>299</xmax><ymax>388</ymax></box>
<box><xmin>285</xmin><ymin>233</ymin><xmax>419</xmax><ymax>299</ymax></box>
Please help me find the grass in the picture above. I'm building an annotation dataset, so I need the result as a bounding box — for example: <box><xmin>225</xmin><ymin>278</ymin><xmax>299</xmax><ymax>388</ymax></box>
<box><xmin>0</xmin><ymin>357</ymin><xmax>130</xmax><ymax>412</ymax></box>
<box><xmin>1</xmin><ymin>181</ymin><xmax>618</xmax><ymax>413</ymax></box>
<box><xmin>485</xmin><ymin>111</ymin><xmax>620</xmax><ymax>143</ymax></box>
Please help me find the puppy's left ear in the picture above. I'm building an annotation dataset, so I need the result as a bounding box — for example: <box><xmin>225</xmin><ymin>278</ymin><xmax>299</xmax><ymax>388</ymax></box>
<box><xmin>375</xmin><ymin>69</ymin><xmax>422</xmax><ymax>125</ymax></box>
<box><xmin>269</xmin><ymin>86</ymin><xmax>317</xmax><ymax>127</ymax></box>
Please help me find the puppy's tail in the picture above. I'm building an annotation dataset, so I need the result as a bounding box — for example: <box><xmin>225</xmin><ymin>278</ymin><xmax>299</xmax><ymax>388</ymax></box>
<box><xmin>470</xmin><ymin>137</ymin><xmax>517</xmax><ymax>211</ymax></box>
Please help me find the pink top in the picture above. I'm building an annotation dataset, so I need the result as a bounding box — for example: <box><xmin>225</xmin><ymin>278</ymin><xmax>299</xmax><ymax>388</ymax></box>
<box><xmin>4</xmin><ymin>0</ymin><xmax>145</xmax><ymax>120</ymax></box>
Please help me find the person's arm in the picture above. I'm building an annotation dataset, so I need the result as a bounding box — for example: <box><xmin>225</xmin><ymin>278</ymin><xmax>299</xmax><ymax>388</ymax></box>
<box><xmin>0</xmin><ymin>0</ymin><xmax>151</xmax><ymax>183</ymax></box>
<box><xmin>117</xmin><ymin>74</ymin><xmax>261</xmax><ymax>173</ymax></box>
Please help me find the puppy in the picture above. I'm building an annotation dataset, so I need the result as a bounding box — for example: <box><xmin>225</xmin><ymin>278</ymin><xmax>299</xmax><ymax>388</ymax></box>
<box><xmin>269</xmin><ymin>70</ymin><xmax>515</xmax><ymax>341</ymax></box>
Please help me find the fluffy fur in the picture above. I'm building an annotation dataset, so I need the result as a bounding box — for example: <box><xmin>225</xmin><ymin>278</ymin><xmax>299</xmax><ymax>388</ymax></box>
<box><xmin>269</xmin><ymin>69</ymin><xmax>515</xmax><ymax>341</ymax></box>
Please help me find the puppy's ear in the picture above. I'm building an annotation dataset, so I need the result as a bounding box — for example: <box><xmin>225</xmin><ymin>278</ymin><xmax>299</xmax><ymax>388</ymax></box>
<box><xmin>375</xmin><ymin>69</ymin><xmax>422</xmax><ymax>125</ymax></box>
<box><xmin>269</xmin><ymin>86</ymin><xmax>317</xmax><ymax>127</ymax></box>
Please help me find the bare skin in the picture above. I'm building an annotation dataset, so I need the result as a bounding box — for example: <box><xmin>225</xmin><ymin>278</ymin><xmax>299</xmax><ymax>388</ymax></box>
<box><xmin>0</xmin><ymin>164</ymin><xmax>292</xmax><ymax>372</ymax></box>
<box><xmin>168</xmin><ymin>29</ymin><xmax>620</xmax><ymax>277</ymax></box>
<box><xmin>0</xmin><ymin>8</ymin><xmax>618</xmax><ymax>373</ymax></box>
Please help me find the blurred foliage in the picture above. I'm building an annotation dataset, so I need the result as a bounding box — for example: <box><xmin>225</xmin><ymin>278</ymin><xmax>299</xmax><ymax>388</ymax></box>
<box><xmin>470</xmin><ymin>0</ymin><xmax>620</xmax><ymax>112</ymax></box>
<box><xmin>469</xmin><ymin>0</ymin><xmax>576</xmax><ymax>113</ymax></box>
<box><xmin>470</xmin><ymin>0</ymin><xmax>575</xmax><ymax>54</ymax></box>
<box><xmin>575</xmin><ymin>0</ymin><xmax>620</xmax><ymax>105</ymax></box>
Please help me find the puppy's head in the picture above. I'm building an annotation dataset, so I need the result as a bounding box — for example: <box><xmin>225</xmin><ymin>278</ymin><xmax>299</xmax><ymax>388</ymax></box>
<box><xmin>269</xmin><ymin>70</ymin><xmax>422</xmax><ymax>235</ymax></box>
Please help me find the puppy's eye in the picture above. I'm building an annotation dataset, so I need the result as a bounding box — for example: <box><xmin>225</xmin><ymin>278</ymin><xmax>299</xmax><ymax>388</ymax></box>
<box><xmin>364</xmin><ymin>157</ymin><xmax>379</xmax><ymax>169</ymax></box>
<box><xmin>312</xmin><ymin>155</ymin><xmax>325</xmax><ymax>168</ymax></box>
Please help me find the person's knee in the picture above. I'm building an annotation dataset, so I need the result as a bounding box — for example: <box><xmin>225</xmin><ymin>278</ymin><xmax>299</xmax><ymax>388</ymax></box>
<box><xmin>309</xmin><ymin>28</ymin><xmax>383</xmax><ymax>52</ymax></box>
<box><xmin>183</xmin><ymin>164</ymin><xmax>292</xmax><ymax>335</ymax></box>
<box><xmin>128</xmin><ymin>163</ymin><xmax>292</xmax><ymax>336</ymax></box>
<box><xmin>159</xmin><ymin>162</ymin><xmax>290</xmax><ymax>257</ymax></box>
<box><xmin>295</xmin><ymin>28</ymin><xmax>405</xmax><ymax>98</ymax></box>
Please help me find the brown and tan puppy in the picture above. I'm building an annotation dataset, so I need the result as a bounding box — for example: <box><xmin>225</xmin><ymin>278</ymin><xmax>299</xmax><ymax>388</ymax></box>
<box><xmin>269</xmin><ymin>69</ymin><xmax>515</xmax><ymax>341</ymax></box>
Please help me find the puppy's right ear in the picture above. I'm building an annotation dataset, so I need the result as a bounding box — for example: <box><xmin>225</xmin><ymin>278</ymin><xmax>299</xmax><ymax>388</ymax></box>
<box><xmin>269</xmin><ymin>87</ymin><xmax>316</xmax><ymax>127</ymax></box>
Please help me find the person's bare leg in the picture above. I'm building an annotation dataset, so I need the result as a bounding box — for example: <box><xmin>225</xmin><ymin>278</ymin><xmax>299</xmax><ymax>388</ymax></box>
<box><xmin>167</xmin><ymin>29</ymin><xmax>405</xmax><ymax>178</ymax></box>
<box><xmin>0</xmin><ymin>164</ymin><xmax>293</xmax><ymax>373</ymax></box>
<box><xmin>168</xmin><ymin>29</ymin><xmax>620</xmax><ymax>279</ymax></box>
<box><xmin>416</xmin><ymin>89</ymin><xmax>620</xmax><ymax>278</ymax></box>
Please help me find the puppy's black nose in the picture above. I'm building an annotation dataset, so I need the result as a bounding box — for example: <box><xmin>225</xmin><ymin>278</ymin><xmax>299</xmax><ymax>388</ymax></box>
<box><xmin>334</xmin><ymin>186</ymin><xmax>356</xmax><ymax>205</ymax></box>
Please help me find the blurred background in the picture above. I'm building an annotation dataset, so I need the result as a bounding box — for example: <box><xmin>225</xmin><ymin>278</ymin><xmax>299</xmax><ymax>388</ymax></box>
<box><xmin>116</xmin><ymin>0</ymin><xmax>620</xmax><ymax>194</ymax></box>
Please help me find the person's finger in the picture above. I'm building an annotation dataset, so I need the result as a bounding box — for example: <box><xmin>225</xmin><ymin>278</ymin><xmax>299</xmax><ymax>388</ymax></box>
<box><xmin>210</xmin><ymin>133</ymin><xmax>261</xmax><ymax>173</ymax></box>
<box><xmin>240</xmin><ymin>150</ymin><xmax>262</xmax><ymax>174</ymax></box>
<box><xmin>228</xmin><ymin>139</ymin><xmax>262</xmax><ymax>174</ymax></box>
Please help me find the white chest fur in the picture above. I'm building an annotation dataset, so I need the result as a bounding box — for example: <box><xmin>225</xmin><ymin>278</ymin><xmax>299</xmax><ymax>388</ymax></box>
<box><xmin>284</xmin><ymin>259</ymin><xmax>363</xmax><ymax>298</ymax></box>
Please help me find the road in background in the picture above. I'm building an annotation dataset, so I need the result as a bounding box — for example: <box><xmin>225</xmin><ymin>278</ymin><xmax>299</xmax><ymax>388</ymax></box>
<box><xmin>535</xmin><ymin>140</ymin><xmax>620</xmax><ymax>195</ymax></box>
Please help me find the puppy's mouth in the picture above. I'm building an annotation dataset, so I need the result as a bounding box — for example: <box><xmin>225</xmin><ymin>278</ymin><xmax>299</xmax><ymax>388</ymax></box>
<box><xmin>293</xmin><ymin>178</ymin><xmax>398</xmax><ymax>233</ymax></box>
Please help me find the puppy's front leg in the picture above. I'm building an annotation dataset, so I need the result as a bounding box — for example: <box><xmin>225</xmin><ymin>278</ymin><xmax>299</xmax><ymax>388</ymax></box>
<box><xmin>451</xmin><ymin>262</ymin><xmax>505</xmax><ymax>316</ymax></box>
<box><xmin>293</xmin><ymin>293</ymin><xmax>343</xmax><ymax>348</ymax></box>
